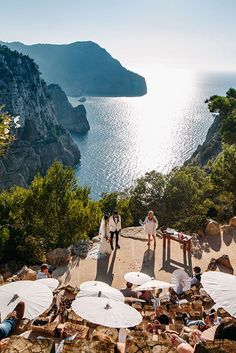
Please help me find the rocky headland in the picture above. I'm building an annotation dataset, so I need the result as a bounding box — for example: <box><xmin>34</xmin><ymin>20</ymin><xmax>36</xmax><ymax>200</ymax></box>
<box><xmin>186</xmin><ymin>114</ymin><xmax>222</xmax><ymax>166</ymax></box>
<box><xmin>48</xmin><ymin>84</ymin><xmax>90</xmax><ymax>134</ymax></box>
<box><xmin>1</xmin><ymin>41</ymin><xmax>147</xmax><ymax>97</ymax></box>
<box><xmin>0</xmin><ymin>45</ymin><xmax>80</xmax><ymax>190</ymax></box>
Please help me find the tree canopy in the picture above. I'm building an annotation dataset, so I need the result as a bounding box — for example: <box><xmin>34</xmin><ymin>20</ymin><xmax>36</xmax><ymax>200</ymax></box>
<box><xmin>206</xmin><ymin>88</ymin><xmax>236</xmax><ymax>145</ymax></box>
<box><xmin>0</xmin><ymin>162</ymin><xmax>102</xmax><ymax>264</ymax></box>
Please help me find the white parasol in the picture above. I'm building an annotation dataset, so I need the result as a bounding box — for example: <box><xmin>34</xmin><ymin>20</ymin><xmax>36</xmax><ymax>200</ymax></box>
<box><xmin>134</xmin><ymin>279</ymin><xmax>172</xmax><ymax>291</ymax></box>
<box><xmin>0</xmin><ymin>280</ymin><xmax>53</xmax><ymax>320</ymax></box>
<box><xmin>202</xmin><ymin>271</ymin><xmax>236</xmax><ymax>318</ymax></box>
<box><xmin>72</xmin><ymin>297</ymin><xmax>142</xmax><ymax>328</ymax></box>
<box><xmin>171</xmin><ymin>269</ymin><xmax>191</xmax><ymax>294</ymax></box>
<box><xmin>124</xmin><ymin>272</ymin><xmax>151</xmax><ymax>285</ymax></box>
<box><xmin>79</xmin><ymin>280</ymin><xmax>110</xmax><ymax>291</ymax></box>
<box><xmin>36</xmin><ymin>278</ymin><xmax>59</xmax><ymax>292</ymax></box>
<box><xmin>77</xmin><ymin>286</ymin><xmax>124</xmax><ymax>302</ymax></box>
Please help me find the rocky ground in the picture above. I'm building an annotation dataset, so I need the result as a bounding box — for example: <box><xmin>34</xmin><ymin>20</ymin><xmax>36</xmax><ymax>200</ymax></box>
<box><xmin>53</xmin><ymin>220</ymin><xmax>236</xmax><ymax>290</ymax></box>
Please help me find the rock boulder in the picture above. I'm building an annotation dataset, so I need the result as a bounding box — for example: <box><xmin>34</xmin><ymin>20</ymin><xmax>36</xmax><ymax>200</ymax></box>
<box><xmin>229</xmin><ymin>216</ymin><xmax>236</xmax><ymax>228</ymax></box>
<box><xmin>2</xmin><ymin>271</ymin><xmax>12</xmax><ymax>281</ymax></box>
<box><xmin>16</xmin><ymin>266</ymin><xmax>36</xmax><ymax>280</ymax></box>
<box><xmin>47</xmin><ymin>248</ymin><xmax>71</xmax><ymax>267</ymax></box>
<box><xmin>205</xmin><ymin>220</ymin><xmax>221</xmax><ymax>237</ymax></box>
<box><xmin>217</xmin><ymin>254</ymin><xmax>234</xmax><ymax>272</ymax></box>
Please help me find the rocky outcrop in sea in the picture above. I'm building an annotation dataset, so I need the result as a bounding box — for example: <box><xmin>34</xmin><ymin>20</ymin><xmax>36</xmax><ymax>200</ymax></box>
<box><xmin>48</xmin><ymin>84</ymin><xmax>90</xmax><ymax>134</ymax></box>
<box><xmin>0</xmin><ymin>45</ymin><xmax>80</xmax><ymax>190</ymax></box>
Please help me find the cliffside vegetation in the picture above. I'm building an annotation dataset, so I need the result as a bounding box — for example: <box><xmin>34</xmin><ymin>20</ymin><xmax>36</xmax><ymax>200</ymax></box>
<box><xmin>0</xmin><ymin>162</ymin><xmax>102</xmax><ymax>264</ymax></box>
<box><xmin>207</xmin><ymin>88</ymin><xmax>236</xmax><ymax>145</ymax></box>
<box><xmin>0</xmin><ymin>108</ymin><xmax>15</xmax><ymax>156</ymax></box>
<box><xmin>0</xmin><ymin>89</ymin><xmax>235</xmax><ymax>265</ymax></box>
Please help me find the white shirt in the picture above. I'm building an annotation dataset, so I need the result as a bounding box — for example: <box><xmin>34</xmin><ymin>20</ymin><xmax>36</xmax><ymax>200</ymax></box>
<box><xmin>36</xmin><ymin>271</ymin><xmax>48</xmax><ymax>280</ymax></box>
<box><xmin>109</xmin><ymin>215</ymin><xmax>122</xmax><ymax>232</ymax></box>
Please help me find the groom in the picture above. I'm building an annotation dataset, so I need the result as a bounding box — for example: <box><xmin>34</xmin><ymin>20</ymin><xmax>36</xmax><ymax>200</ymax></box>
<box><xmin>109</xmin><ymin>211</ymin><xmax>122</xmax><ymax>250</ymax></box>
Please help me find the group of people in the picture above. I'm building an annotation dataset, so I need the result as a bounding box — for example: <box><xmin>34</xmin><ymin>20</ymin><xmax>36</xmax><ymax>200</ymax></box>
<box><xmin>98</xmin><ymin>211</ymin><xmax>122</xmax><ymax>254</ymax></box>
<box><xmin>98</xmin><ymin>210</ymin><xmax>158</xmax><ymax>256</ymax></box>
<box><xmin>119</xmin><ymin>270</ymin><xmax>236</xmax><ymax>353</ymax></box>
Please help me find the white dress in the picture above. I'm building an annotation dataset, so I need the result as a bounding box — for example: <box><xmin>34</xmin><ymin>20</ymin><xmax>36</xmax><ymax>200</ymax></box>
<box><xmin>99</xmin><ymin>218</ymin><xmax>112</xmax><ymax>254</ymax></box>
<box><xmin>88</xmin><ymin>217</ymin><xmax>112</xmax><ymax>259</ymax></box>
<box><xmin>144</xmin><ymin>216</ymin><xmax>158</xmax><ymax>236</ymax></box>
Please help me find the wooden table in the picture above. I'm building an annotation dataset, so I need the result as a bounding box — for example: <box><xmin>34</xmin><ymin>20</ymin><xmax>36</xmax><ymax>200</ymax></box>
<box><xmin>162</xmin><ymin>232</ymin><xmax>192</xmax><ymax>256</ymax></box>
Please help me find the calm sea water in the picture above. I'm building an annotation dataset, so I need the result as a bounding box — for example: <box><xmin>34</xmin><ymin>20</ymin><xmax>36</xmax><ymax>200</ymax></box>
<box><xmin>69</xmin><ymin>67</ymin><xmax>236</xmax><ymax>199</ymax></box>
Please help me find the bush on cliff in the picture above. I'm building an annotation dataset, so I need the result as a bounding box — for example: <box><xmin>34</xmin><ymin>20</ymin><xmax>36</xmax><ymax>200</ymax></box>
<box><xmin>0</xmin><ymin>161</ymin><xmax>102</xmax><ymax>263</ymax></box>
<box><xmin>207</xmin><ymin>88</ymin><xmax>236</xmax><ymax>145</ymax></box>
<box><xmin>210</xmin><ymin>144</ymin><xmax>236</xmax><ymax>213</ymax></box>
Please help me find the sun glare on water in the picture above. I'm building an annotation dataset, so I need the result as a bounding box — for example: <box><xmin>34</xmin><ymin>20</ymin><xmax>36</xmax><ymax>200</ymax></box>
<box><xmin>70</xmin><ymin>67</ymin><xmax>236</xmax><ymax>198</ymax></box>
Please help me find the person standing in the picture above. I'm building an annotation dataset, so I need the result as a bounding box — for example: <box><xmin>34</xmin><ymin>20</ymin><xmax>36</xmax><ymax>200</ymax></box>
<box><xmin>109</xmin><ymin>211</ymin><xmax>122</xmax><ymax>250</ymax></box>
<box><xmin>143</xmin><ymin>211</ymin><xmax>158</xmax><ymax>247</ymax></box>
<box><xmin>99</xmin><ymin>213</ymin><xmax>112</xmax><ymax>255</ymax></box>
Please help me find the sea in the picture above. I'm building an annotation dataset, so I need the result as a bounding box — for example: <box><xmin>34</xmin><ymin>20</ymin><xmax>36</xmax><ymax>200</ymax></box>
<box><xmin>69</xmin><ymin>67</ymin><xmax>236</xmax><ymax>199</ymax></box>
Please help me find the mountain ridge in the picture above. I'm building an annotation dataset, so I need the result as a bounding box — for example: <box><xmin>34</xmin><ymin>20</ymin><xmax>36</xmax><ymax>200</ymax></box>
<box><xmin>1</xmin><ymin>40</ymin><xmax>147</xmax><ymax>97</ymax></box>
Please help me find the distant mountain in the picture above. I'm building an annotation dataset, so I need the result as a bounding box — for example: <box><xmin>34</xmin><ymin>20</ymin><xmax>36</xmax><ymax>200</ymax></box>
<box><xmin>1</xmin><ymin>41</ymin><xmax>147</xmax><ymax>97</ymax></box>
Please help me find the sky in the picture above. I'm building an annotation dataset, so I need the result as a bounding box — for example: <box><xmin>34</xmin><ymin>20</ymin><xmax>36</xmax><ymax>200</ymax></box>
<box><xmin>0</xmin><ymin>0</ymin><xmax>236</xmax><ymax>71</ymax></box>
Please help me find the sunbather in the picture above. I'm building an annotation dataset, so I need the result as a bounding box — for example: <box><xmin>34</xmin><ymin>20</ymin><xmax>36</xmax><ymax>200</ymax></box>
<box><xmin>0</xmin><ymin>302</ymin><xmax>25</xmax><ymax>349</ymax></box>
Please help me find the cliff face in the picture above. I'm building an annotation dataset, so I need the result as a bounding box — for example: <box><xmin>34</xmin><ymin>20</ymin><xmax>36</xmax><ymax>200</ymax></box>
<box><xmin>2</xmin><ymin>41</ymin><xmax>147</xmax><ymax>97</ymax></box>
<box><xmin>0</xmin><ymin>46</ymin><xmax>80</xmax><ymax>190</ymax></box>
<box><xmin>48</xmin><ymin>84</ymin><xmax>90</xmax><ymax>134</ymax></box>
<box><xmin>186</xmin><ymin>114</ymin><xmax>222</xmax><ymax>166</ymax></box>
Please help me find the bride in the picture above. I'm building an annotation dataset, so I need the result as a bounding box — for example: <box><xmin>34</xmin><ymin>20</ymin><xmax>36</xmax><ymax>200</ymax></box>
<box><xmin>88</xmin><ymin>214</ymin><xmax>112</xmax><ymax>259</ymax></box>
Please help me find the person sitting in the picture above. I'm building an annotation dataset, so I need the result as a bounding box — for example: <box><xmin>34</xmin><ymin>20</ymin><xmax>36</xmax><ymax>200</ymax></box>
<box><xmin>168</xmin><ymin>287</ymin><xmax>179</xmax><ymax>305</ymax></box>
<box><xmin>191</xmin><ymin>266</ymin><xmax>202</xmax><ymax>286</ymax></box>
<box><xmin>207</xmin><ymin>308</ymin><xmax>222</xmax><ymax>326</ymax></box>
<box><xmin>214</xmin><ymin>317</ymin><xmax>236</xmax><ymax>341</ymax></box>
<box><xmin>36</xmin><ymin>263</ymin><xmax>49</xmax><ymax>279</ymax></box>
<box><xmin>182</xmin><ymin>313</ymin><xmax>206</xmax><ymax>330</ymax></box>
<box><xmin>166</xmin><ymin>317</ymin><xmax>236</xmax><ymax>353</ymax></box>
<box><xmin>0</xmin><ymin>302</ymin><xmax>25</xmax><ymax>350</ymax></box>
<box><xmin>147</xmin><ymin>308</ymin><xmax>172</xmax><ymax>334</ymax></box>
<box><xmin>120</xmin><ymin>282</ymin><xmax>137</xmax><ymax>298</ymax></box>
<box><xmin>139</xmin><ymin>290</ymin><xmax>152</xmax><ymax>305</ymax></box>
<box><xmin>154</xmin><ymin>308</ymin><xmax>172</xmax><ymax>325</ymax></box>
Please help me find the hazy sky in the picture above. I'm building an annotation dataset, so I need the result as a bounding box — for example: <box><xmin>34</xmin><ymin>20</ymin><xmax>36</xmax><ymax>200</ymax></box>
<box><xmin>0</xmin><ymin>0</ymin><xmax>235</xmax><ymax>70</ymax></box>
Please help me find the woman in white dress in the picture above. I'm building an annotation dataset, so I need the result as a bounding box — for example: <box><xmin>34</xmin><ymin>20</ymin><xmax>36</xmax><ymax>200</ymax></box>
<box><xmin>88</xmin><ymin>214</ymin><xmax>112</xmax><ymax>259</ymax></box>
<box><xmin>143</xmin><ymin>210</ymin><xmax>158</xmax><ymax>247</ymax></box>
<box><xmin>99</xmin><ymin>214</ymin><xmax>112</xmax><ymax>255</ymax></box>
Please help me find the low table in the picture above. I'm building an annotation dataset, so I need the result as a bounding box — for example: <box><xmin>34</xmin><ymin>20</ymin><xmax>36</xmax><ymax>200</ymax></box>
<box><xmin>162</xmin><ymin>231</ymin><xmax>192</xmax><ymax>256</ymax></box>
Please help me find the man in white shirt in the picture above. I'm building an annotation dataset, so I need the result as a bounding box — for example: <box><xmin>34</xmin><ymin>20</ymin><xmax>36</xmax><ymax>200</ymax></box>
<box><xmin>36</xmin><ymin>264</ymin><xmax>49</xmax><ymax>280</ymax></box>
<box><xmin>109</xmin><ymin>211</ymin><xmax>122</xmax><ymax>250</ymax></box>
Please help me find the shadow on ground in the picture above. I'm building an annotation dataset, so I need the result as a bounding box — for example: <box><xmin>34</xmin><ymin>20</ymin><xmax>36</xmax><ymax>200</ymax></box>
<box><xmin>140</xmin><ymin>248</ymin><xmax>156</xmax><ymax>278</ymax></box>
<box><xmin>95</xmin><ymin>249</ymin><xmax>117</xmax><ymax>285</ymax></box>
<box><xmin>160</xmin><ymin>241</ymin><xmax>193</xmax><ymax>276</ymax></box>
